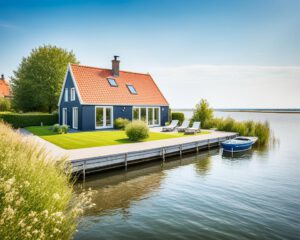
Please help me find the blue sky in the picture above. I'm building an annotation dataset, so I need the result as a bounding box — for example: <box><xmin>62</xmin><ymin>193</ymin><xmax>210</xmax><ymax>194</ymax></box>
<box><xmin>0</xmin><ymin>0</ymin><xmax>299</xmax><ymax>108</ymax></box>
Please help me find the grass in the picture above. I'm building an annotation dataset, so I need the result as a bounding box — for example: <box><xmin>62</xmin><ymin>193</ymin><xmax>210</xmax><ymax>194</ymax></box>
<box><xmin>0</xmin><ymin>122</ymin><xmax>93</xmax><ymax>240</ymax></box>
<box><xmin>26</xmin><ymin>126</ymin><xmax>210</xmax><ymax>150</ymax></box>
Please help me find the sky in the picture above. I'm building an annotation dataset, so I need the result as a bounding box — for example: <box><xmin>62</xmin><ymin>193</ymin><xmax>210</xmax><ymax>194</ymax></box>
<box><xmin>0</xmin><ymin>0</ymin><xmax>299</xmax><ymax>108</ymax></box>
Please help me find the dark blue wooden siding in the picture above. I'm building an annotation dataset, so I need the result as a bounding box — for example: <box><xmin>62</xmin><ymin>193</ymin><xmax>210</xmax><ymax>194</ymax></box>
<box><xmin>160</xmin><ymin>106</ymin><xmax>169</xmax><ymax>126</ymax></box>
<box><xmin>113</xmin><ymin>106</ymin><xmax>133</xmax><ymax>121</ymax></box>
<box><xmin>59</xmin><ymin>71</ymin><xmax>82</xmax><ymax>129</ymax></box>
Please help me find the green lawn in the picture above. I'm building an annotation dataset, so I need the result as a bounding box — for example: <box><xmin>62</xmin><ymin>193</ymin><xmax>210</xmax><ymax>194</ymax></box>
<box><xmin>25</xmin><ymin>126</ymin><xmax>210</xmax><ymax>150</ymax></box>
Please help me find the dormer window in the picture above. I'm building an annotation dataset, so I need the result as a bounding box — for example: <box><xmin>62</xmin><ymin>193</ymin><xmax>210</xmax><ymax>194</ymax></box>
<box><xmin>127</xmin><ymin>84</ymin><xmax>137</xmax><ymax>94</ymax></box>
<box><xmin>107</xmin><ymin>78</ymin><xmax>118</xmax><ymax>87</ymax></box>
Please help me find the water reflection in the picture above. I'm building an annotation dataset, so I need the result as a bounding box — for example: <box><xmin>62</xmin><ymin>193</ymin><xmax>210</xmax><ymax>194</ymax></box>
<box><xmin>222</xmin><ymin>149</ymin><xmax>253</xmax><ymax>160</ymax></box>
<box><xmin>76</xmin><ymin>166</ymin><xmax>166</xmax><ymax>218</ymax></box>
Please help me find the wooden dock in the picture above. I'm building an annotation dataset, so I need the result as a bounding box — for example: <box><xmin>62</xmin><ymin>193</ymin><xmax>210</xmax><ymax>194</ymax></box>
<box><xmin>20</xmin><ymin>129</ymin><xmax>237</xmax><ymax>176</ymax></box>
<box><xmin>69</xmin><ymin>131</ymin><xmax>237</xmax><ymax>176</ymax></box>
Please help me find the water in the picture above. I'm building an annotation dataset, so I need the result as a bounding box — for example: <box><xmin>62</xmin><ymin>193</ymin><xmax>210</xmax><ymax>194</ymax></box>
<box><xmin>75</xmin><ymin>112</ymin><xmax>300</xmax><ymax>240</ymax></box>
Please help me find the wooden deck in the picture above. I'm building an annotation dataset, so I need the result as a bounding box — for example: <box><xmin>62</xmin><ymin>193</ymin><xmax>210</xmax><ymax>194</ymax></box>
<box><xmin>20</xmin><ymin>129</ymin><xmax>237</xmax><ymax>176</ymax></box>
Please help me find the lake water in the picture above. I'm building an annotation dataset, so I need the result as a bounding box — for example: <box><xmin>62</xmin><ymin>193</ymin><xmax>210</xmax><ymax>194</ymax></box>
<box><xmin>75</xmin><ymin>112</ymin><xmax>300</xmax><ymax>240</ymax></box>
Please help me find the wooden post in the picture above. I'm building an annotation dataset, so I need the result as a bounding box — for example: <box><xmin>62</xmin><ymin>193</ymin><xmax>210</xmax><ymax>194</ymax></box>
<box><xmin>162</xmin><ymin>148</ymin><xmax>165</xmax><ymax>163</ymax></box>
<box><xmin>196</xmin><ymin>142</ymin><xmax>199</xmax><ymax>153</ymax></box>
<box><xmin>124</xmin><ymin>153</ymin><xmax>128</xmax><ymax>171</ymax></box>
<box><xmin>180</xmin><ymin>145</ymin><xmax>182</xmax><ymax>157</ymax></box>
<box><xmin>208</xmin><ymin>139</ymin><xmax>210</xmax><ymax>150</ymax></box>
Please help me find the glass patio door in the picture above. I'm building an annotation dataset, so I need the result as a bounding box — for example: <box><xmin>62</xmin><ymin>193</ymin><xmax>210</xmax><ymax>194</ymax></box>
<box><xmin>132</xmin><ymin>107</ymin><xmax>160</xmax><ymax>126</ymax></box>
<box><xmin>96</xmin><ymin>106</ymin><xmax>113</xmax><ymax>129</ymax></box>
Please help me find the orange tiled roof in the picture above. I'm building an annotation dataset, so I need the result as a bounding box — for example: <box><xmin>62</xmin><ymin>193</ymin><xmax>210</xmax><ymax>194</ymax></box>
<box><xmin>70</xmin><ymin>64</ymin><xmax>169</xmax><ymax>106</ymax></box>
<box><xmin>0</xmin><ymin>78</ymin><xmax>12</xmax><ymax>98</ymax></box>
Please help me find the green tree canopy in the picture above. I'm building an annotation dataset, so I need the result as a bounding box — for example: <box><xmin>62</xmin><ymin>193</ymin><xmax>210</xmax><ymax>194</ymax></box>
<box><xmin>191</xmin><ymin>99</ymin><xmax>214</xmax><ymax>128</ymax></box>
<box><xmin>11</xmin><ymin>45</ymin><xmax>79</xmax><ymax>112</ymax></box>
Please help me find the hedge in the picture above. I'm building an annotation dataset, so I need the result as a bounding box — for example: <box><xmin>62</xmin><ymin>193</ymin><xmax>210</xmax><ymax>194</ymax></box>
<box><xmin>171</xmin><ymin>112</ymin><xmax>185</xmax><ymax>125</ymax></box>
<box><xmin>0</xmin><ymin>112</ymin><xmax>58</xmax><ymax>128</ymax></box>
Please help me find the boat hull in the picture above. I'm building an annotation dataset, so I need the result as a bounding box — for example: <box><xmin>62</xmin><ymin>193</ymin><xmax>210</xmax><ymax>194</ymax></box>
<box><xmin>221</xmin><ymin>137</ymin><xmax>257</xmax><ymax>153</ymax></box>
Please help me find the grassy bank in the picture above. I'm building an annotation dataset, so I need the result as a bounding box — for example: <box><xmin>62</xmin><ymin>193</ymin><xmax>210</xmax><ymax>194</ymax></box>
<box><xmin>26</xmin><ymin>126</ymin><xmax>210</xmax><ymax>149</ymax></box>
<box><xmin>0</xmin><ymin>122</ymin><xmax>93</xmax><ymax>239</ymax></box>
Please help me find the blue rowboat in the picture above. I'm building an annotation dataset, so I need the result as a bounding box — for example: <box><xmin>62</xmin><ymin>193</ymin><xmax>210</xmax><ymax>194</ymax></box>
<box><xmin>221</xmin><ymin>137</ymin><xmax>258</xmax><ymax>153</ymax></box>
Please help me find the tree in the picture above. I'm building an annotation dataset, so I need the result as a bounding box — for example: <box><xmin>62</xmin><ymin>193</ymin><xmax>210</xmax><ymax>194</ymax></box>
<box><xmin>11</xmin><ymin>45</ymin><xmax>79</xmax><ymax>112</ymax></box>
<box><xmin>191</xmin><ymin>99</ymin><xmax>214</xmax><ymax>128</ymax></box>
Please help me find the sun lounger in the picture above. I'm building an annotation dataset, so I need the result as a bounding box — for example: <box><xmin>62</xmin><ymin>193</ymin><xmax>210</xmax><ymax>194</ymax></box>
<box><xmin>185</xmin><ymin>121</ymin><xmax>201</xmax><ymax>134</ymax></box>
<box><xmin>162</xmin><ymin>120</ymin><xmax>179</xmax><ymax>132</ymax></box>
<box><xmin>177</xmin><ymin>120</ymin><xmax>190</xmax><ymax>132</ymax></box>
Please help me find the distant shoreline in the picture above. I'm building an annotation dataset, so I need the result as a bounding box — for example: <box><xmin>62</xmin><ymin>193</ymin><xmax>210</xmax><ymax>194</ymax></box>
<box><xmin>173</xmin><ymin>109</ymin><xmax>300</xmax><ymax>114</ymax></box>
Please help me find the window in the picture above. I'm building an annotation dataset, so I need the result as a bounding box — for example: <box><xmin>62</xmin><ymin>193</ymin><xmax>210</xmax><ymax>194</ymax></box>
<box><xmin>127</xmin><ymin>85</ymin><xmax>137</xmax><ymax>94</ymax></box>
<box><xmin>64</xmin><ymin>88</ymin><xmax>68</xmax><ymax>102</ymax></box>
<box><xmin>71</xmin><ymin>88</ymin><xmax>76</xmax><ymax>101</ymax></box>
<box><xmin>95</xmin><ymin>106</ymin><xmax>113</xmax><ymax>129</ymax></box>
<box><xmin>107</xmin><ymin>78</ymin><xmax>118</xmax><ymax>87</ymax></box>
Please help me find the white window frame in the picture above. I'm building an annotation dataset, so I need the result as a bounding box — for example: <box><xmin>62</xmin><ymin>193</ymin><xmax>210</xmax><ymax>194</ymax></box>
<box><xmin>72</xmin><ymin>107</ymin><xmax>78</xmax><ymax>129</ymax></box>
<box><xmin>95</xmin><ymin>106</ymin><xmax>114</xmax><ymax>129</ymax></box>
<box><xmin>62</xmin><ymin>108</ymin><xmax>67</xmax><ymax>125</ymax></box>
<box><xmin>70</xmin><ymin>88</ymin><xmax>76</xmax><ymax>101</ymax></box>
<box><xmin>132</xmin><ymin>106</ymin><xmax>160</xmax><ymax>127</ymax></box>
<box><xmin>64</xmin><ymin>88</ymin><xmax>68</xmax><ymax>102</ymax></box>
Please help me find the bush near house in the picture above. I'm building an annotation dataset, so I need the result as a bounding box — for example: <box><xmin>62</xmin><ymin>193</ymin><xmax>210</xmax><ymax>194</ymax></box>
<box><xmin>171</xmin><ymin>112</ymin><xmax>185</xmax><ymax>125</ymax></box>
<box><xmin>0</xmin><ymin>122</ymin><xmax>94</xmax><ymax>240</ymax></box>
<box><xmin>114</xmin><ymin>118</ymin><xmax>130</xmax><ymax>129</ymax></box>
<box><xmin>52</xmin><ymin>124</ymin><xmax>69</xmax><ymax>134</ymax></box>
<box><xmin>0</xmin><ymin>112</ymin><xmax>58</xmax><ymax>128</ymax></box>
<box><xmin>125</xmin><ymin>120</ymin><xmax>149</xmax><ymax>141</ymax></box>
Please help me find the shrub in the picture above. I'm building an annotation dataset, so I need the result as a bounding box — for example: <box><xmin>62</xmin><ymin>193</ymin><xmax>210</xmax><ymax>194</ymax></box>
<box><xmin>171</xmin><ymin>112</ymin><xmax>185</xmax><ymax>125</ymax></box>
<box><xmin>61</xmin><ymin>125</ymin><xmax>69</xmax><ymax>134</ymax></box>
<box><xmin>0</xmin><ymin>122</ymin><xmax>94</xmax><ymax>239</ymax></box>
<box><xmin>51</xmin><ymin>124</ymin><xmax>69</xmax><ymax>134</ymax></box>
<box><xmin>0</xmin><ymin>112</ymin><xmax>58</xmax><ymax>128</ymax></box>
<box><xmin>52</xmin><ymin>124</ymin><xmax>61</xmax><ymax>133</ymax></box>
<box><xmin>114</xmin><ymin>118</ymin><xmax>130</xmax><ymax>129</ymax></box>
<box><xmin>0</xmin><ymin>98</ymin><xmax>11</xmax><ymax>111</ymax></box>
<box><xmin>191</xmin><ymin>99</ymin><xmax>214</xmax><ymax>128</ymax></box>
<box><xmin>125</xmin><ymin>120</ymin><xmax>149</xmax><ymax>141</ymax></box>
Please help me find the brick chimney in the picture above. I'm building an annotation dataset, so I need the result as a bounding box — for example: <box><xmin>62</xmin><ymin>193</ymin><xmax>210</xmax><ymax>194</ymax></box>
<box><xmin>112</xmin><ymin>56</ymin><xmax>120</xmax><ymax>77</ymax></box>
<box><xmin>0</xmin><ymin>74</ymin><xmax>4</xmax><ymax>80</ymax></box>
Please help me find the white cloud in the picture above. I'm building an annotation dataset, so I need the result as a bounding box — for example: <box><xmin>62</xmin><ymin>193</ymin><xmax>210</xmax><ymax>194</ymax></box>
<box><xmin>151</xmin><ymin>64</ymin><xmax>300</xmax><ymax>108</ymax></box>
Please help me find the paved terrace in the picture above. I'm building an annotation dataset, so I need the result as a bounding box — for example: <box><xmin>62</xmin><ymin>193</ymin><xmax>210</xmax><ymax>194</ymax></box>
<box><xmin>19</xmin><ymin>128</ymin><xmax>237</xmax><ymax>162</ymax></box>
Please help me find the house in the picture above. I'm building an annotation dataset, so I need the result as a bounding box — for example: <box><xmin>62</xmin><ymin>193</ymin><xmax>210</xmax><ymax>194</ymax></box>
<box><xmin>0</xmin><ymin>74</ymin><xmax>12</xmax><ymax>98</ymax></box>
<box><xmin>58</xmin><ymin>56</ymin><xmax>169</xmax><ymax>130</ymax></box>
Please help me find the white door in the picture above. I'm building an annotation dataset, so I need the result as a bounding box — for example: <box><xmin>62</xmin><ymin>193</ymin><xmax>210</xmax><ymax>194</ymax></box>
<box><xmin>62</xmin><ymin>108</ymin><xmax>67</xmax><ymax>125</ymax></box>
<box><xmin>72</xmin><ymin>107</ymin><xmax>78</xmax><ymax>129</ymax></box>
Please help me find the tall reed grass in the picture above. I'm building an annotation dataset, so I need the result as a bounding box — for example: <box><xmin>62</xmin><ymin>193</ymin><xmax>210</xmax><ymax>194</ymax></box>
<box><xmin>0</xmin><ymin>122</ymin><xmax>94</xmax><ymax>240</ymax></box>
<box><xmin>204</xmin><ymin>117</ymin><xmax>270</xmax><ymax>145</ymax></box>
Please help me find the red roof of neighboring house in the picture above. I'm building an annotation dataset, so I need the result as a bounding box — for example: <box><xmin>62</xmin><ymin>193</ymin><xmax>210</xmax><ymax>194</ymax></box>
<box><xmin>0</xmin><ymin>77</ymin><xmax>12</xmax><ymax>98</ymax></box>
<box><xmin>70</xmin><ymin>64</ymin><xmax>169</xmax><ymax>106</ymax></box>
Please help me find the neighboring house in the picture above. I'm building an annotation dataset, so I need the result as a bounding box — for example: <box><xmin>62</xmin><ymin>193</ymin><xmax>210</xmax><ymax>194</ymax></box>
<box><xmin>58</xmin><ymin>56</ymin><xmax>169</xmax><ymax>131</ymax></box>
<box><xmin>0</xmin><ymin>74</ymin><xmax>12</xmax><ymax>98</ymax></box>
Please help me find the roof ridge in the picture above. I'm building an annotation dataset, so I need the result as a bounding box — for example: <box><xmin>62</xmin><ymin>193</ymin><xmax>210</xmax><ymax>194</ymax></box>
<box><xmin>70</xmin><ymin>63</ymin><xmax>150</xmax><ymax>76</ymax></box>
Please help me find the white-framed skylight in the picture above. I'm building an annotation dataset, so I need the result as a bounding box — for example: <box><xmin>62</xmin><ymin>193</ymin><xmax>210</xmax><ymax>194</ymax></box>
<box><xmin>127</xmin><ymin>84</ymin><xmax>137</xmax><ymax>94</ymax></box>
<box><xmin>107</xmin><ymin>78</ymin><xmax>118</xmax><ymax>87</ymax></box>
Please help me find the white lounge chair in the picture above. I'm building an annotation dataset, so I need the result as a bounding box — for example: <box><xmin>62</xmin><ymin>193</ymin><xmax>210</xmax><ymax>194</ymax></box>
<box><xmin>185</xmin><ymin>121</ymin><xmax>201</xmax><ymax>134</ymax></box>
<box><xmin>177</xmin><ymin>120</ymin><xmax>190</xmax><ymax>132</ymax></box>
<box><xmin>162</xmin><ymin>120</ymin><xmax>179</xmax><ymax>132</ymax></box>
